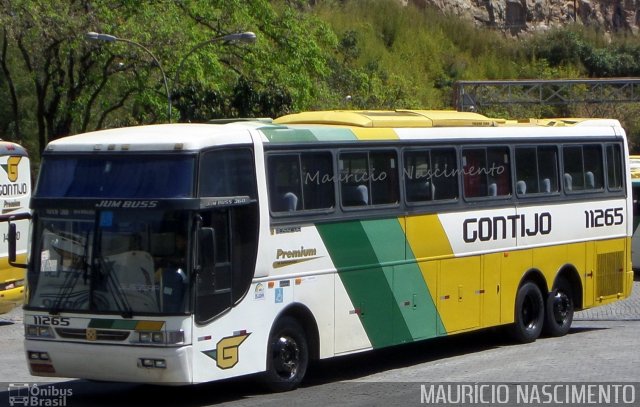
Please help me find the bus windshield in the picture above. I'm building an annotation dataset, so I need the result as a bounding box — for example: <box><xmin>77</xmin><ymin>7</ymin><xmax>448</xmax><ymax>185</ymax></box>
<box><xmin>35</xmin><ymin>155</ymin><xmax>195</xmax><ymax>198</ymax></box>
<box><xmin>26</xmin><ymin>209</ymin><xmax>191</xmax><ymax>315</ymax></box>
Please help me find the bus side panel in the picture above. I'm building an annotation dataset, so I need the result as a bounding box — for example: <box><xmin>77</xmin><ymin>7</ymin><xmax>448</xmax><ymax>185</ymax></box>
<box><xmin>481</xmin><ymin>253</ymin><xmax>502</xmax><ymax>328</ymax></box>
<box><xmin>318</xmin><ymin>217</ymin><xmax>442</xmax><ymax>350</ymax></box>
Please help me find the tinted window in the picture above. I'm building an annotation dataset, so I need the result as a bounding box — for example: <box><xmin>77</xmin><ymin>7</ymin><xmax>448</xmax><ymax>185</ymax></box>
<box><xmin>404</xmin><ymin>148</ymin><xmax>458</xmax><ymax>202</ymax></box>
<box><xmin>515</xmin><ymin>146</ymin><xmax>559</xmax><ymax>195</ymax></box>
<box><xmin>37</xmin><ymin>155</ymin><xmax>195</xmax><ymax>198</ymax></box>
<box><xmin>562</xmin><ymin>144</ymin><xmax>603</xmax><ymax>192</ymax></box>
<box><xmin>340</xmin><ymin>150</ymin><xmax>399</xmax><ymax>207</ymax></box>
<box><xmin>462</xmin><ymin>146</ymin><xmax>511</xmax><ymax>198</ymax></box>
<box><xmin>606</xmin><ymin>144</ymin><xmax>623</xmax><ymax>190</ymax></box>
<box><xmin>268</xmin><ymin>152</ymin><xmax>334</xmax><ymax>213</ymax></box>
<box><xmin>199</xmin><ymin>149</ymin><xmax>257</xmax><ymax>198</ymax></box>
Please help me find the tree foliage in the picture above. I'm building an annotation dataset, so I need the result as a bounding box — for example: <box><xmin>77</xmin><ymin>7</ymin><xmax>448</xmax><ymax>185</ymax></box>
<box><xmin>3</xmin><ymin>0</ymin><xmax>640</xmax><ymax>162</ymax></box>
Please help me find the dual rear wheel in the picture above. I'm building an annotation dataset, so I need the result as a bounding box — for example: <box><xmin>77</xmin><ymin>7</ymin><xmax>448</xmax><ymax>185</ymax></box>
<box><xmin>509</xmin><ymin>278</ymin><xmax>574</xmax><ymax>343</ymax></box>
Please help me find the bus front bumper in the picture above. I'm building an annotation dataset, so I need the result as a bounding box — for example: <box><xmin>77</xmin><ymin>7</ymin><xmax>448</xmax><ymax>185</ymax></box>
<box><xmin>24</xmin><ymin>339</ymin><xmax>193</xmax><ymax>384</ymax></box>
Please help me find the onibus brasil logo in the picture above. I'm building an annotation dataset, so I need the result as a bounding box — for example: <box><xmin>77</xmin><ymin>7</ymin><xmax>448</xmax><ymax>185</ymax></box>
<box><xmin>8</xmin><ymin>383</ymin><xmax>72</xmax><ymax>406</ymax></box>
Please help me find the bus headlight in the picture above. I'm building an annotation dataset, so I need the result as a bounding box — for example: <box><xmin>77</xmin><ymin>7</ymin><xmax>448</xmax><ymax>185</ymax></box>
<box><xmin>25</xmin><ymin>325</ymin><xmax>54</xmax><ymax>338</ymax></box>
<box><xmin>133</xmin><ymin>330</ymin><xmax>184</xmax><ymax>345</ymax></box>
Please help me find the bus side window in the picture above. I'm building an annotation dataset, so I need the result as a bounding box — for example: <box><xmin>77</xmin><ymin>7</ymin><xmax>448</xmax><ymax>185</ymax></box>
<box><xmin>199</xmin><ymin>148</ymin><xmax>257</xmax><ymax>199</ymax></box>
<box><xmin>268</xmin><ymin>155</ymin><xmax>302</xmax><ymax>212</ymax></box>
<box><xmin>515</xmin><ymin>145</ymin><xmax>559</xmax><ymax>195</ymax></box>
<box><xmin>538</xmin><ymin>146</ymin><xmax>559</xmax><ymax>193</ymax></box>
<box><xmin>268</xmin><ymin>152</ymin><xmax>335</xmax><ymax>213</ymax></box>
<box><xmin>340</xmin><ymin>150</ymin><xmax>398</xmax><ymax>207</ymax></box>
<box><xmin>463</xmin><ymin>146</ymin><xmax>510</xmax><ymax>198</ymax></box>
<box><xmin>606</xmin><ymin>144</ymin><xmax>623</xmax><ymax>190</ymax></box>
<box><xmin>562</xmin><ymin>144</ymin><xmax>604</xmax><ymax>192</ymax></box>
<box><xmin>301</xmin><ymin>152</ymin><xmax>334</xmax><ymax>210</ymax></box>
<box><xmin>583</xmin><ymin>145</ymin><xmax>604</xmax><ymax>189</ymax></box>
<box><xmin>404</xmin><ymin>148</ymin><xmax>457</xmax><ymax>202</ymax></box>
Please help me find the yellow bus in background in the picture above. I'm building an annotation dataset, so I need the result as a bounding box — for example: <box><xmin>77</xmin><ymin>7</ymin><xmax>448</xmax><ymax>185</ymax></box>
<box><xmin>0</xmin><ymin>141</ymin><xmax>30</xmax><ymax>314</ymax></box>
<box><xmin>630</xmin><ymin>155</ymin><xmax>640</xmax><ymax>270</ymax></box>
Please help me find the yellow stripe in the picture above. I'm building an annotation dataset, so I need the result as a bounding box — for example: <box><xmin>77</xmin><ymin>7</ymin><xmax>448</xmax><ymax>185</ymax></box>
<box><xmin>135</xmin><ymin>320</ymin><xmax>165</xmax><ymax>331</ymax></box>
<box><xmin>403</xmin><ymin>214</ymin><xmax>453</xmax><ymax>259</ymax></box>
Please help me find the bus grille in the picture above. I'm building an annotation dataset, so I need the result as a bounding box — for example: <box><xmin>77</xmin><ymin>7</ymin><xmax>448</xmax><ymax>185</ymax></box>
<box><xmin>596</xmin><ymin>251</ymin><xmax>624</xmax><ymax>297</ymax></box>
<box><xmin>55</xmin><ymin>328</ymin><xmax>130</xmax><ymax>341</ymax></box>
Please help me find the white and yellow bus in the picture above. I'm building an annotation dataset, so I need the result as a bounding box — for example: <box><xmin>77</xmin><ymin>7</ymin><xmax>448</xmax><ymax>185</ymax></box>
<box><xmin>17</xmin><ymin>110</ymin><xmax>633</xmax><ymax>390</ymax></box>
<box><xmin>0</xmin><ymin>141</ymin><xmax>30</xmax><ymax>314</ymax></box>
<box><xmin>629</xmin><ymin>155</ymin><xmax>640</xmax><ymax>269</ymax></box>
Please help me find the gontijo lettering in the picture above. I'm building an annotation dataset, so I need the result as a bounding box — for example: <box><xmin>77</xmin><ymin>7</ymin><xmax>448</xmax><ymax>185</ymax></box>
<box><xmin>463</xmin><ymin>212</ymin><xmax>551</xmax><ymax>243</ymax></box>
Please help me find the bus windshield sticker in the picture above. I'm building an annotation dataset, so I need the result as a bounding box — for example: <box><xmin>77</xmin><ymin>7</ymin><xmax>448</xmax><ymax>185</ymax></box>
<box><xmin>99</xmin><ymin>211</ymin><xmax>113</xmax><ymax>227</ymax></box>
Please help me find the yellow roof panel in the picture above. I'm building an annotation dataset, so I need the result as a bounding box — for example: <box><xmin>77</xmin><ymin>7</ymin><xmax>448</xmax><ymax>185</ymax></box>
<box><xmin>274</xmin><ymin>110</ymin><xmax>496</xmax><ymax>128</ymax></box>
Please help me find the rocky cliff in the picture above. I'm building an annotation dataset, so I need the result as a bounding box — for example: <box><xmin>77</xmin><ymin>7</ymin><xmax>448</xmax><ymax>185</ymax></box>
<box><xmin>402</xmin><ymin>0</ymin><xmax>640</xmax><ymax>35</ymax></box>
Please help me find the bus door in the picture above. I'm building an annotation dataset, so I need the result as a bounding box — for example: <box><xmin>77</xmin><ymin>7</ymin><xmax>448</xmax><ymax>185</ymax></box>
<box><xmin>191</xmin><ymin>203</ymin><xmax>259</xmax><ymax>379</ymax></box>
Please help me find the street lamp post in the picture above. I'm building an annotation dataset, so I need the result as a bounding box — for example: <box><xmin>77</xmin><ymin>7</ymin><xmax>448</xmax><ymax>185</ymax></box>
<box><xmin>86</xmin><ymin>32</ymin><xmax>172</xmax><ymax>122</ymax></box>
<box><xmin>171</xmin><ymin>32</ymin><xmax>256</xmax><ymax>99</ymax></box>
<box><xmin>86</xmin><ymin>31</ymin><xmax>256</xmax><ymax>123</ymax></box>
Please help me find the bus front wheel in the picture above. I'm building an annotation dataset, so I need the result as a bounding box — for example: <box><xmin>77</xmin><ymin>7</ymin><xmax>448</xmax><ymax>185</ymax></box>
<box><xmin>508</xmin><ymin>282</ymin><xmax>544</xmax><ymax>343</ymax></box>
<box><xmin>263</xmin><ymin>316</ymin><xmax>309</xmax><ymax>392</ymax></box>
<box><xmin>543</xmin><ymin>278</ymin><xmax>574</xmax><ymax>337</ymax></box>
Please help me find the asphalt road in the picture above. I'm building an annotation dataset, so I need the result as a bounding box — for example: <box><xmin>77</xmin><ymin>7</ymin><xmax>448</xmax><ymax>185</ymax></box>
<box><xmin>1</xmin><ymin>278</ymin><xmax>639</xmax><ymax>407</ymax></box>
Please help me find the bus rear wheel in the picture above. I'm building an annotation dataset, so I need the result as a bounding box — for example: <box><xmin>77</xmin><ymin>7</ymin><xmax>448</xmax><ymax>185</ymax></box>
<box><xmin>543</xmin><ymin>278</ymin><xmax>574</xmax><ymax>337</ymax></box>
<box><xmin>508</xmin><ymin>282</ymin><xmax>544</xmax><ymax>343</ymax></box>
<box><xmin>262</xmin><ymin>316</ymin><xmax>309</xmax><ymax>392</ymax></box>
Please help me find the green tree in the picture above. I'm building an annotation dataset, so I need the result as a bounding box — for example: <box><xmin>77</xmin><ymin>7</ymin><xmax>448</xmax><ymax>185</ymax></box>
<box><xmin>0</xmin><ymin>0</ymin><xmax>335</xmax><ymax>158</ymax></box>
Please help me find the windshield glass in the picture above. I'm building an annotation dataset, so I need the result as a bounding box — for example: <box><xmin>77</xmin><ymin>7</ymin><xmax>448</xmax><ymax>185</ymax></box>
<box><xmin>27</xmin><ymin>209</ymin><xmax>191</xmax><ymax>315</ymax></box>
<box><xmin>35</xmin><ymin>155</ymin><xmax>195</xmax><ymax>198</ymax></box>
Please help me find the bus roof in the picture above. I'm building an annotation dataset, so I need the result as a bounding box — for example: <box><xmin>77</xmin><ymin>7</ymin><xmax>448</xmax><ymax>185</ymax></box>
<box><xmin>43</xmin><ymin>110</ymin><xmax>624</xmax><ymax>152</ymax></box>
<box><xmin>44</xmin><ymin>123</ymin><xmax>254</xmax><ymax>152</ymax></box>
<box><xmin>0</xmin><ymin>140</ymin><xmax>28</xmax><ymax>156</ymax></box>
<box><xmin>273</xmin><ymin>110</ymin><xmax>621</xmax><ymax>128</ymax></box>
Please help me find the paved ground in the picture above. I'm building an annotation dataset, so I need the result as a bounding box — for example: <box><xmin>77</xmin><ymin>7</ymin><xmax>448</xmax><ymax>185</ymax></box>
<box><xmin>0</xmin><ymin>275</ymin><xmax>638</xmax><ymax>407</ymax></box>
<box><xmin>574</xmin><ymin>275</ymin><xmax>640</xmax><ymax>321</ymax></box>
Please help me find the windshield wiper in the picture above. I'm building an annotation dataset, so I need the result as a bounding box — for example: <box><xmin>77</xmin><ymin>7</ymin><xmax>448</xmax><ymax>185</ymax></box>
<box><xmin>97</xmin><ymin>256</ymin><xmax>134</xmax><ymax>318</ymax></box>
<box><xmin>49</xmin><ymin>231</ymin><xmax>90</xmax><ymax>315</ymax></box>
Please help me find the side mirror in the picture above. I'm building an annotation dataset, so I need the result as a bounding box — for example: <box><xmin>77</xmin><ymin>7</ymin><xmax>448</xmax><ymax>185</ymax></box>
<box><xmin>8</xmin><ymin>218</ymin><xmax>27</xmax><ymax>269</ymax></box>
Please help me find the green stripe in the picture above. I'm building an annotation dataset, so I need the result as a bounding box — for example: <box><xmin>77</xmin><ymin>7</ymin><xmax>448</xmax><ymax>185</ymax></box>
<box><xmin>260</xmin><ymin>127</ymin><xmax>317</xmax><ymax>143</ymax></box>
<box><xmin>260</xmin><ymin>126</ymin><xmax>358</xmax><ymax>143</ymax></box>
<box><xmin>318</xmin><ymin>218</ymin><xmax>444</xmax><ymax>347</ymax></box>
<box><xmin>304</xmin><ymin>127</ymin><xmax>357</xmax><ymax>141</ymax></box>
<box><xmin>362</xmin><ymin>219</ymin><xmax>442</xmax><ymax>340</ymax></box>
<box><xmin>315</xmin><ymin>219</ymin><xmax>411</xmax><ymax>347</ymax></box>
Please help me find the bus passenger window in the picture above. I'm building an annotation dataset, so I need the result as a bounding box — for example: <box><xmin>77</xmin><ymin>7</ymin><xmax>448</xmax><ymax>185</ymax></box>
<box><xmin>340</xmin><ymin>153</ymin><xmax>369</xmax><ymax>207</ymax></box>
<box><xmin>268</xmin><ymin>152</ymin><xmax>335</xmax><ymax>213</ymax></box>
<box><xmin>515</xmin><ymin>146</ymin><xmax>559</xmax><ymax>195</ymax></box>
<box><xmin>463</xmin><ymin>146</ymin><xmax>510</xmax><ymax>198</ymax></box>
<box><xmin>404</xmin><ymin>148</ymin><xmax>457</xmax><ymax>202</ymax></box>
<box><xmin>562</xmin><ymin>144</ymin><xmax>603</xmax><ymax>192</ymax></box>
<box><xmin>268</xmin><ymin>155</ymin><xmax>302</xmax><ymax>212</ymax></box>
<box><xmin>301</xmin><ymin>152</ymin><xmax>334</xmax><ymax>210</ymax></box>
<box><xmin>340</xmin><ymin>150</ymin><xmax>398</xmax><ymax>207</ymax></box>
<box><xmin>583</xmin><ymin>145</ymin><xmax>604</xmax><ymax>189</ymax></box>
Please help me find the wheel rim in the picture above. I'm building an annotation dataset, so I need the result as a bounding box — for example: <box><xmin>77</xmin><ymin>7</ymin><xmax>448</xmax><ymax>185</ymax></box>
<box><xmin>551</xmin><ymin>291</ymin><xmax>572</xmax><ymax>325</ymax></box>
<box><xmin>273</xmin><ymin>335</ymin><xmax>300</xmax><ymax>380</ymax></box>
<box><xmin>522</xmin><ymin>293</ymin><xmax>541</xmax><ymax>330</ymax></box>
